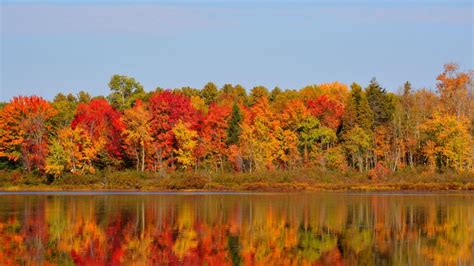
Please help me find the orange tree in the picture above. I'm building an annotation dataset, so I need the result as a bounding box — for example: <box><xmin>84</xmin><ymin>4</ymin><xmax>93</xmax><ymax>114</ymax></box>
<box><xmin>0</xmin><ymin>96</ymin><xmax>57</xmax><ymax>171</ymax></box>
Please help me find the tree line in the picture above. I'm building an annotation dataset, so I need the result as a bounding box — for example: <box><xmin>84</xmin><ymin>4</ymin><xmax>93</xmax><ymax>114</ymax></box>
<box><xmin>0</xmin><ymin>63</ymin><xmax>472</xmax><ymax>178</ymax></box>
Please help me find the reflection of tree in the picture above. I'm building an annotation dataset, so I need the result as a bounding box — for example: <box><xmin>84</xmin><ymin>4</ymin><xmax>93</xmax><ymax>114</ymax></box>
<box><xmin>296</xmin><ymin>227</ymin><xmax>337</xmax><ymax>263</ymax></box>
<box><xmin>0</xmin><ymin>194</ymin><xmax>472</xmax><ymax>265</ymax></box>
<box><xmin>342</xmin><ymin>228</ymin><xmax>375</xmax><ymax>265</ymax></box>
<box><xmin>172</xmin><ymin>204</ymin><xmax>198</xmax><ymax>260</ymax></box>
<box><xmin>228</xmin><ymin>235</ymin><xmax>241</xmax><ymax>265</ymax></box>
<box><xmin>0</xmin><ymin>217</ymin><xmax>26</xmax><ymax>265</ymax></box>
<box><xmin>420</xmin><ymin>207</ymin><xmax>473</xmax><ymax>265</ymax></box>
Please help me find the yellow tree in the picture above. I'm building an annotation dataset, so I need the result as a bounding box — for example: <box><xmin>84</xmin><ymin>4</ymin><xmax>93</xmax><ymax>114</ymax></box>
<box><xmin>45</xmin><ymin>140</ymin><xmax>67</xmax><ymax>178</ymax></box>
<box><xmin>190</xmin><ymin>95</ymin><xmax>208</xmax><ymax>114</ymax></box>
<box><xmin>122</xmin><ymin>100</ymin><xmax>153</xmax><ymax>172</ymax></box>
<box><xmin>275</xmin><ymin>128</ymin><xmax>300</xmax><ymax>170</ymax></box>
<box><xmin>317</xmin><ymin>81</ymin><xmax>349</xmax><ymax>104</ymax></box>
<box><xmin>172</xmin><ymin>121</ymin><xmax>198</xmax><ymax>170</ymax></box>
<box><xmin>420</xmin><ymin>114</ymin><xmax>472</xmax><ymax>171</ymax></box>
<box><xmin>342</xmin><ymin>126</ymin><xmax>372</xmax><ymax>172</ymax></box>
<box><xmin>374</xmin><ymin>124</ymin><xmax>401</xmax><ymax>171</ymax></box>
<box><xmin>240</xmin><ymin>97</ymin><xmax>280</xmax><ymax>171</ymax></box>
<box><xmin>275</xmin><ymin>99</ymin><xmax>308</xmax><ymax>169</ymax></box>
<box><xmin>45</xmin><ymin>127</ymin><xmax>101</xmax><ymax>176</ymax></box>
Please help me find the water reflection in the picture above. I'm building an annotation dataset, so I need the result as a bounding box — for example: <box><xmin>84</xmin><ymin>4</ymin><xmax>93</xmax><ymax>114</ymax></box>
<box><xmin>0</xmin><ymin>193</ymin><xmax>472</xmax><ymax>265</ymax></box>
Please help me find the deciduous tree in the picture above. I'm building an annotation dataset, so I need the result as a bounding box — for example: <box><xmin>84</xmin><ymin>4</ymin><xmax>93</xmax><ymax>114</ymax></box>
<box><xmin>122</xmin><ymin>100</ymin><xmax>153</xmax><ymax>172</ymax></box>
<box><xmin>173</xmin><ymin>121</ymin><xmax>198</xmax><ymax>170</ymax></box>
<box><xmin>45</xmin><ymin>127</ymin><xmax>100</xmax><ymax>176</ymax></box>
<box><xmin>342</xmin><ymin>126</ymin><xmax>372</xmax><ymax>172</ymax></box>
<box><xmin>108</xmin><ymin>75</ymin><xmax>146</xmax><ymax>111</ymax></box>
<box><xmin>0</xmin><ymin>96</ymin><xmax>57</xmax><ymax>171</ymax></box>
<box><xmin>307</xmin><ymin>95</ymin><xmax>344</xmax><ymax>130</ymax></box>
<box><xmin>148</xmin><ymin>91</ymin><xmax>199</xmax><ymax>170</ymax></box>
<box><xmin>71</xmin><ymin>99</ymin><xmax>124</xmax><ymax>167</ymax></box>
<box><xmin>420</xmin><ymin>114</ymin><xmax>472</xmax><ymax>171</ymax></box>
<box><xmin>198</xmin><ymin>103</ymin><xmax>231</xmax><ymax>172</ymax></box>
<box><xmin>436</xmin><ymin>63</ymin><xmax>470</xmax><ymax>118</ymax></box>
<box><xmin>240</xmin><ymin>97</ymin><xmax>280</xmax><ymax>171</ymax></box>
<box><xmin>249</xmin><ymin>86</ymin><xmax>270</xmax><ymax>106</ymax></box>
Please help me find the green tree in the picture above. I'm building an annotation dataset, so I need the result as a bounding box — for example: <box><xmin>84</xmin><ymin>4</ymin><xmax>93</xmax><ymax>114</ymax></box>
<box><xmin>227</xmin><ymin>103</ymin><xmax>242</xmax><ymax>145</ymax></box>
<box><xmin>270</xmin><ymin>86</ymin><xmax>282</xmax><ymax>101</ymax></box>
<box><xmin>365</xmin><ymin>78</ymin><xmax>394</xmax><ymax>128</ymax></box>
<box><xmin>220</xmin><ymin>84</ymin><xmax>248</xmax><ymax>103</ymax></box>
<box><xmin>52</xmin><ymin>93</ymin><xmax>78</xmax><ymax>128</ymax></box>
<box><xmin>45</xmin><ymin>139</ymin><xmax>68</xmax><ymax>178</ymax></box>
<box><xmin>342</xmin><ymin>83</ymin><xmax>374</xmax><ymax>132</ymax></box>
<box><xmin>107</xmin><ymin>74</ymin><xmax>145</xmax><ymax>111</ymax></box>
<box><xmin>77</xmin><ymin>91</ymin><xmax>91</xmax><ymax>103</ymax></box>
<box><xmin>298</xmin><ymin>117</ymin><xmax>321</xmax><ymax>164</ymax></box>
<box><xmin>201</xmin><ymin>82</ymin><xmax>219</xmax><ymax>105</ymax></box>
<box><xmin>174</xmin><ymin>86</ymin><xmax>200</xmax><ymax>97</ymax></box>
<box><xmin>297</xmin><ymin>117</ymin><xmax>337</xmax><ymax>164</ymax></box>
<box><xmin>398</xmin><ymin>81</ymin><xmax>418</xmax><ymax>168</ymax></box>
<box><xmin>342</xmin><ymin>126</ymin><xmax>372</xmax><ymax>172</ymax></box>
<box><xmin>249</xmin><ymin>86</ymin><xmax>269</xmax><ymax>105</ymax></box>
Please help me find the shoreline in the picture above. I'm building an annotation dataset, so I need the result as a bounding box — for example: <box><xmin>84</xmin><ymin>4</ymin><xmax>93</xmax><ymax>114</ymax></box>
<box><xmin>1</xmin><ymin>168</ymin><xmax>473</xmax><ymax>193</ymax></box>
<box><xmin>1</xmin><ymin>182</ymin><xmax>473</xmax><ymax>193</ymax></box>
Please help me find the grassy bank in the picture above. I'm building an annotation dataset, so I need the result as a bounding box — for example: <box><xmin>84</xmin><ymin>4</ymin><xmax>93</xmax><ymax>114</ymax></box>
<box><xmin>0</xmin><ymin>168</ymin><xmax>473</xmax><ymax>192</ymax></box>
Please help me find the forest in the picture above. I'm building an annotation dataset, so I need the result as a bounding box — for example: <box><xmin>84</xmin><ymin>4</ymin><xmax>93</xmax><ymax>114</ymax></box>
<box><xmin>0</xmin><ymin>63</ymin><xmax>473</xmax><ymax>190</ymax></box>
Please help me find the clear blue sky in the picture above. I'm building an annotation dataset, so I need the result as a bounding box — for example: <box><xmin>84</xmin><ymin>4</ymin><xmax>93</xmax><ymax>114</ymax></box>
<box><xmin>1</xmin><ymin>0</ymin><xmax>472</xmax><ymax>101</ymax></box>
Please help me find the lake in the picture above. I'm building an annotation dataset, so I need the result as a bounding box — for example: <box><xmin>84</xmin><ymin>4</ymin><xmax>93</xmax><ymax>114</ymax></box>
<box><xmin>0</xmin><ymin>192</ymin><xmax>472</xmax><ymax>265</ymax></box>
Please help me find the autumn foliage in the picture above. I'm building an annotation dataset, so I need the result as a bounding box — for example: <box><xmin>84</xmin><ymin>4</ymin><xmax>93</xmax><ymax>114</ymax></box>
<box><xmin>0</xmin><ymin>96</ymin><xmax>56</xmax><ymax>171</ymax></box>
<box><xmin>71</xmin><ymin>99</ymin><xmax>124</xmax><ymax>161</ymax></box>
<box><xmin>0</xmin><ymin>63</ymin><xmax>472</xmax><ymax>178</ymax></box>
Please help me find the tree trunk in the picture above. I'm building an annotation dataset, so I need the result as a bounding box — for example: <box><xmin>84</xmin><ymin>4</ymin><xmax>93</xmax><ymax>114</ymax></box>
<box><xmin>141</xmin><ymin>145</ymin><xmax>145</xmax><ymax>172</ymax></box>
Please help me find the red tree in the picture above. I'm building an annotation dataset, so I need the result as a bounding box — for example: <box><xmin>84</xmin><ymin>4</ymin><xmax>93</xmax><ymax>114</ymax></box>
<box><xmin>148</xmin><ymin>91</ymin><xmax>200</xmax><ymax>170</ymax></box>
<box><xmin>71</xmin><ymin>99</ymin><xmax>124</xmax><ymax>162</ymax></box>
<box><xmin>196</xmin><ymin>103</ymin><xmax>231</xmax><ymax>171</ymax></box>
<box><xmin>307</xmin><ymin>95</ymin><xmax>344</xmax><ymax>130</ymax></box>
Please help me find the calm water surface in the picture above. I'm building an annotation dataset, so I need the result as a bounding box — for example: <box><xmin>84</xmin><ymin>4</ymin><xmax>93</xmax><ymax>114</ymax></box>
<box><xmin>0</xmin><ymin>192</ymin><xmax>473</xmax><ymax>265</ymax></box>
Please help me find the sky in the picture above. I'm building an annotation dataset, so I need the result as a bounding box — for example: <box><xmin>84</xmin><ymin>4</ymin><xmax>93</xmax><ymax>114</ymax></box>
<box><xmin>1</xmin><ymin>0</ymin><xmax>473</xmax><ymax>101</ymax></box>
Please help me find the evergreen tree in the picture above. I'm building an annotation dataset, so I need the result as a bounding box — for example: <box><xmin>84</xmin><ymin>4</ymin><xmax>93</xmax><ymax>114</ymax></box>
<box><xmin>226</xmin><ymin>103</ymin><xmax>242</xmax><ymax>145</ymax></box>
<box><xmin>365</xmin><ymin>78</ymin><xmax>394</xmax><ymax>128</ymax></box>
<box><xmin>201</xmin><ymin>82</ymin><xmax>219</xmax><ymax>105</ymax></box>
<box><xmin>342</xmin><ymin>83</ymin><xmax>374</xmax><ymax>132</ymax></box>
<box><xmin>403</xmin><ymin>81</ymin><xmax>412</xmax><ymax>96</ymax></box>
<box><xmin>270</xmin><ymin>86</ymin><xmax>282</xmax><ymax>101</ymax></box>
